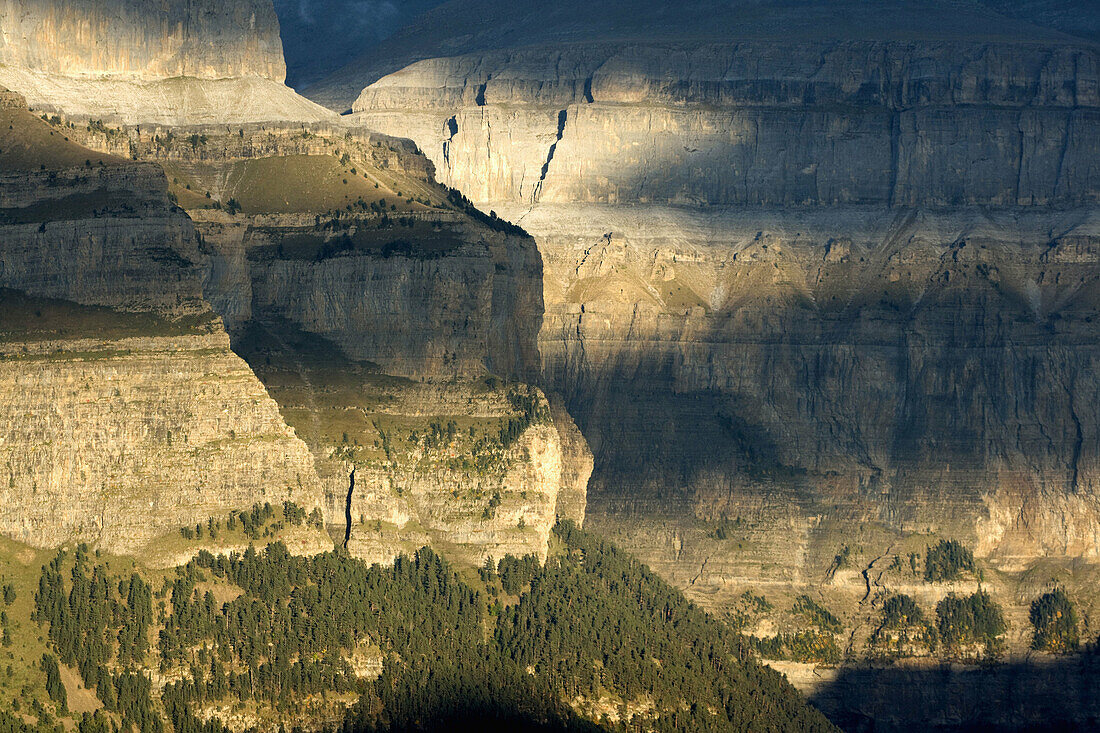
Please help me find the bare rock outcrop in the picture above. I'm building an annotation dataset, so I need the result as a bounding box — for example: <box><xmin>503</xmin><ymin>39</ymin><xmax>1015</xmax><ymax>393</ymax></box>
<box><xmin>0</xmin><ymin>330</ymin><xmax>328</xmax><ymax>555</ymax></box>
<box><xmin>345</xmin><ymin>7</ymin><xmax>1100</xmax><ymax>680</ymax></box>
<box><xmin>0</xmin><ymin>0</ymin><xmax>333</xmax><ymax>124</ymax></box>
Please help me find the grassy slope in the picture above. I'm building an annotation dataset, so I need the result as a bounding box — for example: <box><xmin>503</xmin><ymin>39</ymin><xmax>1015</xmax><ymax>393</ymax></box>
<box><xmin>0</xmin><ymin>289</ymin><xmax>214</xmax><ymax>344</ymax></box>
<box><xmin>166</xmin><ymin>153</ymin><xmax>442</xmax><ymax>216</ymax></box>
<box><xmin>0</xmin><ymin>109</ymin><xmax>123</xmax><ymax>172</ymax></box>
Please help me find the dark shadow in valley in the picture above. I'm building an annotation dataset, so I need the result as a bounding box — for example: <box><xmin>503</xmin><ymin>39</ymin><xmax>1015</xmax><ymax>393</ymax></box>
<box><xmin>811</xmin><ymin>655</ymin><xmax>1100</xmax><ymax>732</ymax></box>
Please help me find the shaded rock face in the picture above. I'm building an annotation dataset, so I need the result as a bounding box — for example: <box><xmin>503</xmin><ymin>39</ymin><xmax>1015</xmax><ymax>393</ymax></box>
<box><xmin>0</xmin><ymin>164</ymin><xmax>205</xmax><ymax>313</ymax></box>
<box><xmin>0</xmin><ymin>0</ymin><xmax>333</xmax><ymax>124</ymax></box>
<box><xmin>351</xmin><ymin>33</ymin><xmax>1100</xmax><ymax>581</ymax></box>
<box><xmin>245</xmin><ymin>222</ymin><xmax>543</xmax><ymax>380</ymax></box>
<box><xmin>500</xmin><ymin>203</ymin><xmax>1100</xmax><ymax>568</ymax></box>
<box><xmin>804</xmin><ymin>658</ymin><xmax>1100</xmax><ymax>732</ymax></box>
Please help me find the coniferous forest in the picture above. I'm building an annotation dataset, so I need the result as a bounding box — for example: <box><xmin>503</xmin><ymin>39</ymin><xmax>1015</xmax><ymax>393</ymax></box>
<box><xmin>5</xmin><ymin>522</ymin><xmax>835</xmax><ymax>733</ymax></box>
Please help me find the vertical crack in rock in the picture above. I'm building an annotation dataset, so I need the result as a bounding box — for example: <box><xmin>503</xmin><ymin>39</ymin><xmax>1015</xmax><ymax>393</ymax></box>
<box><xmin>689</xmin><ymin>555</ymin><xmax>711</xmax><ymax>587</ymax></box>
<box><xmin>443</xmin><ymin>115</ymin><xmax>458</xmax><ymax>168</ymax></box>
<box><xmin>583</xmin><ymin>76</ymin><xmax>594</xmax><ymax>104</ymax></box>
<box><xmin>343</xmin><ymin>468</ymin><xmax>355</xmax><ymax>548</ymax></box>
<box><xmin>1053</xmin><ymin>112</ymin><xmax>1073</xmax><ymax>200</ymax></box>
<box><xmin>533</xmin><ymin>109</ymin><xmax>568</xmax><ymax>202</ymax></box>
<box><xmin>475</xmin><ymin>82</ymin><xmax>488</xmax><ymax>107</ymax></box>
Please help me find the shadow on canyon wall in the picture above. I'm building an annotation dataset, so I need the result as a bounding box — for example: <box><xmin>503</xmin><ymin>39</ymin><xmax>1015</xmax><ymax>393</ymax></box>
<box><xmin>811</xmin><ymin>654</ymin><xmax>1100</xmax><ymax>732</ymax></box>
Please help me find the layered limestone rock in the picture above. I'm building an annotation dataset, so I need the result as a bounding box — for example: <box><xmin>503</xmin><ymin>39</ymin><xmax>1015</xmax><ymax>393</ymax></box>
<box><xmin>0</xmin><ymin>163</ymin><xmax>205</xmax><ymax>313</ymax></box>
<box><xmin>0</xmin><ymin>327</ymin><xmax>328</xmax><ymax>556</ymax></box>
<box><xmin>0</xmin><ymin>0</ymin><xmax>333</xmax><ymax>124</ymax></box>
<box><xmin>498</xmin><ymin>201</ymin><xmax>1100</xmax><ymax>572</ymax></box>
<box><xmin>352</xmin><ymin>41</ymin><xmax>1100</xmax><ymax>207</ymax></box>
<box><xmin>346</xmin><ymin>13</ymin><xmax>1100</xmax><ymax>700</ymax></box>
<box><xmin>77</xmin><ymin>121</ymin><xmax>547</xmax><ymax>381</ymax></box>
<box><xmin>70</xmin><ymin>119</ymin><xmax>583</xmax><ymax>564</ymax></box>
<box><xmin>0</xmin><ymin>100</ymin><xmax>330</xmax><ymax>557</ymax></box>
<box><xmin>246</xmin><ymin>220</ymin><xmax>543</xmax><ymax>379</ymax></box>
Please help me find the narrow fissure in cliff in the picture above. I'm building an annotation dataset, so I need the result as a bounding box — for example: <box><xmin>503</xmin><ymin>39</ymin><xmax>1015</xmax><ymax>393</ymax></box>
<box><xmin>343</xmin><ymin>468</ymin><xmax>355</xmax><ymax>548</ymax></box>
<box><xmin>532</xmin><ymin>109</ymin><xmax>568</xmax><ymax>202</ymax></box>
<box><xmin>443</xmin><ymin>115</ymin><xmax>458</xmax><ymax>167</ymax></box>
<box><xmin>583</xmin><ymin>76</ymin><xmax>594</xmax><ymax>104</ymax></box>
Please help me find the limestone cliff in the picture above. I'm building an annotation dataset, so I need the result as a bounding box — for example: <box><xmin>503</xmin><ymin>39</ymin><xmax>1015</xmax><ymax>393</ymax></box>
<box><xmin>65</xmin><ymin>118</ymin><xmax>582</xmax><ymax>564</ymax></box>
<box><xmin>345</xmin><ymin>7</ymin><xmax>1100</xmax><ymax>715</ymax></box>
<box><xmin>0</xmin><ymin>0</ymin><xmax>333</xmax><ymax>124</ymax></box>
<box><xmin>0</xmin><ymin>100</ymin><xmax>329</xmax><ymax>557</ymax></box>
<box><xmin>353</xmin><ymin>41</ymin><xmax>1100</xmax><ymax>207</ymax></box>
<box><xmin>0</xmin><ymin>163</ymin><xmax>205</xmax><ymax>313</ymax></box>
<box><xmin>0</xmin><ymin>326</ymin><xmax>328</xmax><ymax>556</ymax></box>
<box><xmin>0</xmin><ymin>0</ymin><xmax>286</xmax><ymax>79</ymax></box>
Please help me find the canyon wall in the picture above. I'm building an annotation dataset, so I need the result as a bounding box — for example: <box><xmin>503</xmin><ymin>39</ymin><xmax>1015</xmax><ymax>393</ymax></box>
<box><xmin>0</xmin><ymin>0</ymin><xmax>332</xmax><ymax>124</ymax></box>
<box><xmin>0</xmin><ymin>0</ymin><xmax>287</xmax><ymax>80</ymax></box>
<box><xmin>349</xmin><ymin>29</ymin><xmax>1100</xmax><ymax>645</ymax></box>
<box><xmin>0</xmin><ymin>101</ymin><xmax>329</xmax><ymax>556</ymax></box>
<box><xmin>80</xmin><ymin>120</ymin><xmax>582</xmax><ymax>563</ymax></box>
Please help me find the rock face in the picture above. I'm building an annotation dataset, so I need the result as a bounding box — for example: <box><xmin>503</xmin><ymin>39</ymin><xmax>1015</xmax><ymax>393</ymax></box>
<box><xmin>245</xmin><ymin>219</ymin><xmax>543</xmax><ymax>379</ymax></box>
<box><xmin>0</xmin><ymin>0</ymin><xmax>333</xmax><ymax>124</ymax></box>
<box><xmin>0</xmin><ymin>0</ymin><xmax>286</xmax><ymax>79</ymax></box>
<box><xmin>339</xmin><ymin>388</ymin><xmax>565</xmax><ymax>567</ymax></box>
<box><xmin>0</xmin><ymin>101</ymin><xmax>329</xmax><ymax>556</ymax></box>
<box><xmin>353</xmin><ymin>42</ymin><xmax>1100</xmax><ymax>207</ymax></box>
<box><xmin>0</xmin><ymin>163</ymin><xmax>205</xmax><ymax>313</ymax></box>
<box><xmin>347</xmin><ymin>0</ymin><xmax>1100</xmax><ymax>663</ymax></box>
<box><xmin>0</xmin><ymin>329</ymin><xmax>328</xmax><ymax>555</ymax></box>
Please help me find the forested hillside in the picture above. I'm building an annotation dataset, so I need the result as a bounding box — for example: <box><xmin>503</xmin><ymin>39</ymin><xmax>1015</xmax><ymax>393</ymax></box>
<box><xmin>0</xmin><ymin>521</ymin><xmax>834</xmax><ymax>731</ymax></box>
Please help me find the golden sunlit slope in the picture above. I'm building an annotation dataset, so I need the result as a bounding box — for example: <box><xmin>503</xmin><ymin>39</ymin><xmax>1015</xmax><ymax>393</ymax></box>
<box><xmin>0</xmin><ymin>95</ymin><xmax>124</xmax><ymax>171</ymax></box>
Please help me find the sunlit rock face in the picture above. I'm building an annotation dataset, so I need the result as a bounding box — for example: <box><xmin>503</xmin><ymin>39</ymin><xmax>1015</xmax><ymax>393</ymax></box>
<box><xmin>353</xmin><ymin>42</ymin><xmax>1100</xmax><ymax>207</ymax></box>
<box><xmin>0</xmin><ymin>0</ymin><xmax>287</xmax><ymax>80</ymax></box>
<box><xmin>0</xmin><ymin>97</ymin><xmax>330</xmax><ymax>557</ymax></box>
<box><xmin>0</xmin><ymin>0</ymin><xmax>332</xmax><ymax>123</ymax></box>
<box><xmin>348</xmin><ymin>8</ymin><xmax>1100</xmax><ymax>595</ymax></box>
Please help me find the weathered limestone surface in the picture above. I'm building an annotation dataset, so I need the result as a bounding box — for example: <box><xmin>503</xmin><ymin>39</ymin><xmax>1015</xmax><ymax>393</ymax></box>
<box><xmin>0</xmin><ymin>69</ymin><xmax>335</xmax><ymax>125</ymax></box>
<box><xmin>0</xmin><ymin>0</ymin><xmax>286</xmax><ymax>80</ymax></box>
<box><xmin>345</xmin><ymin>421</ymin><xmax>564</xmax><ymax>567</ymax></box>
<box><xmin>0</xmin><ymin>164</ymin><xmax>205</xmax><ymax>313</ymax></box>
<box><xmin>0</xmin><ymin>331</ymin><xmax>328</xmax><ymax>555</ymax></box>
<box><xmin>0</xmin><ymin>0</ymin><xmax>334</xmax><ymax>124</ymax></box>
<box><xmin>353</xmin><ymin>42</ymin><xmax>1100</xmax><ymax>207</ymax></box>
